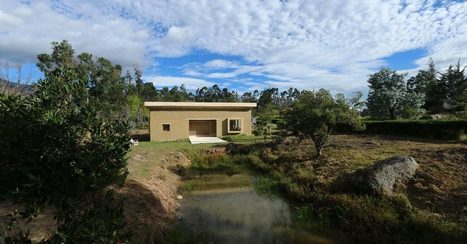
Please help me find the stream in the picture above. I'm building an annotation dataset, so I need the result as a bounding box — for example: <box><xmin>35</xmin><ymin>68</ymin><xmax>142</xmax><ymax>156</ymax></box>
<box><xmin>169</xmin><ymin>173</ymin><xmax>349</xmax><ymax>244</ymax></box>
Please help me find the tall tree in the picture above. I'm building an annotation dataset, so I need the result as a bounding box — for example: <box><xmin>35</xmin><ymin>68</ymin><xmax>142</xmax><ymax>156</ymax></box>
<box><xmin>258</xmin><ymin>88</ymin><xmax>279</xmax><ymax>108</ymax></box>
<box><xmin>443</xmin><ymin>61</ymin><xmax>467</xmax><ymax>112</ymax></box>
<box><xmin>407</xmin><ymin>59</ymin><xmax>436</xmax><ymax>95</ymax></box>
<box><xmin>366</xmin><ymin>68</ymin><xmax>424</xmax><ymax>119</ymax></box>
<box><xmin>1</xmin><ymin>40</ymin><xmax>130</xmax><ymax>242</ymax></box>
<box><xmin>37</xmin><ymin>42</ymin><xmax>127</xmax><ymax>121</ymax></box>
<box><xmin>241</xmin><ymin>90</ymin><xmax>258</xmax><ymax>103</ymax></box>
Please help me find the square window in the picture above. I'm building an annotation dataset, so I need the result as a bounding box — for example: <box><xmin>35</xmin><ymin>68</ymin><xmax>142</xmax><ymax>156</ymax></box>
<box><xmin>228</xmin><ymin>119</ymin><xmax>242</xmax><ymax>133</ymax></box>
<box><xmin>162</xmin><ymin>124</ymin><xmax>170</xmax><ymax>131</ymax></box>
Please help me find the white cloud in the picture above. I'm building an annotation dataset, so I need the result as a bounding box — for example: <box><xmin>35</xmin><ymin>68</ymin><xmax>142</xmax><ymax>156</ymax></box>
<box><xmin>203</xmin><ymin>59</ymin><xmax>238</xmax><ymax>69</ymax></box>
<box><xmin>1</xmin><ymin>0</ymin><xmax>466</xmax><ymax>92</ymax></box>
<box><xmin>143</xmin><ymin>75</ymin><xmax>214</xmax><ymax>90</ymax></box>
<box><xmin>0</xmin><ymin>0</ymin><xmax>149</xmax><ymax>69</ymax></box>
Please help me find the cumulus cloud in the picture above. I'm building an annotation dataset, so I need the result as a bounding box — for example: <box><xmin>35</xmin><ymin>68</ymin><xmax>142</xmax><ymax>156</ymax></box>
<box><xmin>1</xmin><ymin>0</ymin><xmax>466</xmax><ymax>92</ymax></box>
<box><xmin>0</xmin><ymin>0</ymin><xmax>149</xmax><ymax>68</ymax></box>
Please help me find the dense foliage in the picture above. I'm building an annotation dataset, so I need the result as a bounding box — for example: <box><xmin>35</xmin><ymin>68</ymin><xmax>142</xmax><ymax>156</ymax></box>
<box><xmin>366</xmin><ymin>61</ymin><xmax>466</xmax><ymax>120</ymax></box>
<box><xmin>364</xmin><ymin>120</ymin><xmax>467</xmax><ymax>140</ymax></box>
<box><xmin>284</xmin><ymin>89</ymin><xmax>363</xmax><ymax>157</ymax></box>
<box><xmin>0</xmin><ymin>41</ymin><xmax>130</xmax><ymax>242</ymax></box>
<box><xmin>366</xmin><ymin>68</ymin><xmax>425</xmax><ymax>120</ymax></box>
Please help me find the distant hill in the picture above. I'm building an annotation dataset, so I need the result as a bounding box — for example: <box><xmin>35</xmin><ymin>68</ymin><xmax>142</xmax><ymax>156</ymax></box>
<box><xmin>0</xmin><ymin>78</ymin><xmax>33</xmax><ymax>95</ymax></box>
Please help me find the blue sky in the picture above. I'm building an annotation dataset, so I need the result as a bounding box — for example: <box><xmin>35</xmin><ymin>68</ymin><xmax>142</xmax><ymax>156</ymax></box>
<box><xmin>1</xmin><ymin>0</ymin><xmax>466</xmax><ymax>94</ymax></box>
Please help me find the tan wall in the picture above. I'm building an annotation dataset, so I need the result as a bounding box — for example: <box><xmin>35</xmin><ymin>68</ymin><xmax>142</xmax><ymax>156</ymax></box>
<box><xmin>149</xmin><ymin>108</ymin><xmax>253</xmax><ymax>141</ymax></box>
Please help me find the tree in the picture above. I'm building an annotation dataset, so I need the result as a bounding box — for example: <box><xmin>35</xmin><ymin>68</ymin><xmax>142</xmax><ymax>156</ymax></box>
<box><xmin>194</xmin><ymin>85</ymin><xmax>238</xmax><ymax>102</ymax></box>
<box><xmin>285</xmin><ymin>89</ymin><xmax>362</xmax><ymax>157</ymax></box>
<box><xmin>0</xmin><ymin>41</ymin><xmax>130</xmax><ymax>242</ymax></box>
<box><xmin>407</xmin><ymin>59</ymin><xmax>436</xmax><ymax>95</ymax></box>
<box><xmin>255</xmin><ymin>103</ymin><xmax>279</xmax><ymax>136</ymax></box>
<box><xmin>241</xmin><ymin>90</ymin><xmax>258</xmax><ymax>103</ymax></box>
<box><xmin>366</xmin><ymin>68</ymin><xmax>424</xmax><ymax>119</ymax></box>
<box><xmin>258</xmin><ymin>88</ymin><xmax>279</xmax><ymax>108</ymax></box>
<box><xmin>37</xmin><ymin>41</ymin><xmax>128</xmax><ymax>121</ymax></box>
<box><xmin>278</xmin><ymin>87</ymin><xmax>301</xmax><ymax>108</ymax></box>
<box><xmin>443</xmin><ymin>61</ymin><xmax>467</xmax><ymax>113</ymax></box>
<box><xmin>127</xmin><ymin>93</ymin><xmax>147</xmax><ymax>128</ymax></box>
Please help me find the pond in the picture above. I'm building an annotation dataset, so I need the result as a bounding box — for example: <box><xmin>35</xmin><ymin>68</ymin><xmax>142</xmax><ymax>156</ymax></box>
<box><xmin>164</xmin><ymin>173</ymin><xmax>349</xmax><ymax>244</ymax></box>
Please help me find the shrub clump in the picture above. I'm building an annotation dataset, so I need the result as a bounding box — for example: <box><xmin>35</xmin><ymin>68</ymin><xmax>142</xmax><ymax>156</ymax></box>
<box><xmin>364</xmin><ymin>120</ymin><xmax>467</xmax><ymax>140</ymax></box>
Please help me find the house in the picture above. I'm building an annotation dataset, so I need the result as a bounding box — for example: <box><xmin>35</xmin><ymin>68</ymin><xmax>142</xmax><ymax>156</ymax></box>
<box><xmin>144</xmin><ymin>102</ymin><xmax>257</xmax><ymax>141</ymax></box>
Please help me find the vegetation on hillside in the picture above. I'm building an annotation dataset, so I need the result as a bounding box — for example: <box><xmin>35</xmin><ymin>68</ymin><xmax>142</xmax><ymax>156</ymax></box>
<box><xmin>173</xmin><ymin>135</ymin><xmax>466</xmax><ymax>243</ymax></box>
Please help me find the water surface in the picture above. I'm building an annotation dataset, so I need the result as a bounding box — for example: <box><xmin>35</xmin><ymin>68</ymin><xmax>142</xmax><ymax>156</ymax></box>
<box><xmin>174</xmin><ymin>173</ymin><xmax>348</xmax><ymax>243</ymax></box>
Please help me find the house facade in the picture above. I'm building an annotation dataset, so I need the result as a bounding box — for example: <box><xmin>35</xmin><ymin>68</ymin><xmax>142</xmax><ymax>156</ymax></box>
<box><xmin>144</xmin><ymin>102</ymin><xmax>257</xmax><ymax>141</ymax></box>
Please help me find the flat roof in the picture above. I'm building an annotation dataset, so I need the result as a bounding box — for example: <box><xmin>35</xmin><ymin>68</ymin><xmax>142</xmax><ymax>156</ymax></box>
<box><xmin>144</xmin><ymin>102</ymin><xmax>257</xmax><ymax>109</ymax></box>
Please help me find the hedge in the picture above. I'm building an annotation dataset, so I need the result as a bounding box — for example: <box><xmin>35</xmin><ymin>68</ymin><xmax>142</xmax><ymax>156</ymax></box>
<box><xmin>363</xmin><ymin>120</ymin><xmax>467</xmax><ymax>140</ymax></box>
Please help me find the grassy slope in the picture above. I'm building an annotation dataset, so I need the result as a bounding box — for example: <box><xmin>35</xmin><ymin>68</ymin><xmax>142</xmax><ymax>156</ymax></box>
<box><xmin>229</xmin><ymin>134</ymin><xmax>467</xmax><ymax>243</ymax></box>
<box><xmin>126</xmin><ymin>134</ymin><xmax>466</xmax><ymax>243</ymax></box>
<box><xmin>178</xmin><ymin>135</ymin><xmax>465</xmax><ymax>242</ymax></box>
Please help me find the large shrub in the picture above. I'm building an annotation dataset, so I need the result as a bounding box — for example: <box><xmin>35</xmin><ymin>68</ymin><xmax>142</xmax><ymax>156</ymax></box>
<box><xmin>0</xmin><ymin>41</ymin><xmax>130</xmax><ymax>242</ymax></box>
<box><xmin>284</xmin><ymin>89</ymin><xmax>363</xmax><ymax>157</ymax></box>
<box><xmin>364</xmin><ymin>120</ymin><xmax>467</xmax><ymax>140</ymax></box>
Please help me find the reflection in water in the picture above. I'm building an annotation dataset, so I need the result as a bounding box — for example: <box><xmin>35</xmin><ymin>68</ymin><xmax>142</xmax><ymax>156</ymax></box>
<box><xmin>176</xmin><ymin>174</ymin><xmax>347</xmax><ymax>244</ymax></box>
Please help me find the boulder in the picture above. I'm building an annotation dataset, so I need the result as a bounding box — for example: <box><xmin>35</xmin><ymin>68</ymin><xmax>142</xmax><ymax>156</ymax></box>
<box><xmin>345</xmin><ymin>156</ymin><xmax>419</xmax><ymax>195</ymax></box>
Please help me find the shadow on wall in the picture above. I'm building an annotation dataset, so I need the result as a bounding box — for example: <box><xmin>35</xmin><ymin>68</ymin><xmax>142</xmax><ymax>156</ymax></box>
<box><xmin>222</xmin><ymin>119</ymin><xmax>228</xmax><ymax>135</ymax></box>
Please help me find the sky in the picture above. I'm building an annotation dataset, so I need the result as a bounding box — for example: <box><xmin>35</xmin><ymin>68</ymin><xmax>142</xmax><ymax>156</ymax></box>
<box><xmin>0</xmin><ymin>0</ymin><xmax>466</xmax><ymax>94</ymax></box>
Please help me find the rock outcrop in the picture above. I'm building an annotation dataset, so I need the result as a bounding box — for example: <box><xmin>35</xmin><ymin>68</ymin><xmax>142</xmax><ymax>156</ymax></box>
<box><xmin>344</xmin><ymin>156</ymin><xmax>419</xmax><ymax>195</ymax></box>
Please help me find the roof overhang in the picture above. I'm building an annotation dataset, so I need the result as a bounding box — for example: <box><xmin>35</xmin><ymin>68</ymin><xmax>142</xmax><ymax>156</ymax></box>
<box><xmin>144</xmin><ymin>102</ymin><xmax>257</xmax><ymax>109</ymax></box>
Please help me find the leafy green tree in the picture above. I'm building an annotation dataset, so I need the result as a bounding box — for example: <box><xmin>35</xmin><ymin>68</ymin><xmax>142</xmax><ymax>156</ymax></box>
<box><xmin>241</xmin><ymin>90</ymin><xmax>259</xmax><ymax>103</ymax></box>
<box><xmin>37</xmin><ymin>43</ymin><xmax>127</xmax><ymax>121</ymax></box>
<box><xmin>407</xmin><ymin>59</ymin><xmax>436</xmax><ymax>95</ymax></box>
<box><xmin>0</xmin><ymin>41</ymin><xmax>130</xmax><ymax>242</ymax></box>
<box><xmin>258</xmin><ymin>88</ymin><xmax>279</xmax><ymax>108</ymax></box>
<box><xmin>366</xmin><ymin>68</ymin><xmax>424</xmax><ymax>119</ymax></box>
<box><xmin>278</xmin><ymin>87</ymin><xmax>301</xmax><ymax>108</ymax></box>
<box><xmin>194</xmin><ymin>85</ymin><xmax>238</xmax><ymax>102</ymax></box>
<box><xmin>285</xmin><ymin>89</ymin><xmax>362</xmax><ymax>157</ymax></box>
<box><xmin>443</xmin><ymin>62</ymin><xmax>467</xmax><ymax>113</ymax></box>
<box><xmin>255</xmin><ymin>103</ymin><xmax>279</xmax><ymax>136</ymax></box>
<box><xmin>127</xmin><ymin>93</ymin><xmax>147</xmax><ymax>128</ymax></box>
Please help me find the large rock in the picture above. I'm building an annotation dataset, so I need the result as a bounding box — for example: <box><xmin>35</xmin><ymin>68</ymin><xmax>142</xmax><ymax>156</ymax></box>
<box><xmin>345</xmin><ymin>156</ymin><xmax>419</xmax><ymax>195</ymax></box>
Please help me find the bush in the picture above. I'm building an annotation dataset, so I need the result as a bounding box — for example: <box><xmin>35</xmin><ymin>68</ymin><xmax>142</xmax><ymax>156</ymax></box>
<box><xmin>0</xmin><ymin>41</ymin><xmax>130</xmax><ymax>242</ymax></box>
<box><xmin>363</xmin><ymin>120</ymin><xmax>467</xmax><ymax>140</ymax></box>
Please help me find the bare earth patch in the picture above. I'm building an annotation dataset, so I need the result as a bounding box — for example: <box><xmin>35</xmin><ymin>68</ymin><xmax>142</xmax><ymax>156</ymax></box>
<box><xmin>122</xmin><ymin>146</ymin><xmax>192</xmax><ymax>242</ymax></box>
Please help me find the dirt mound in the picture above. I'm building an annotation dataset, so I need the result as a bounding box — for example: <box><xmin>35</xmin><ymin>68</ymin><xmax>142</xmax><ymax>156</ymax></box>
<box><xmin>116</xmin><ymin>178</ymin><xmax>179</xmax><ymax>243</ymax></box>
<box><xmin>123</xmin><ymin>149</ymin><xmax>189</xmax><ymax>242</ymax></box>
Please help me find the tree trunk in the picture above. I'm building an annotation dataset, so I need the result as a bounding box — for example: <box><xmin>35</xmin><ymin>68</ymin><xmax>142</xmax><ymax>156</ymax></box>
<box><xmin>389</xmin><ymin>107</ymin><xmax>396</xmax><ymax>120</ymax></box>
<box><xmin>315</xmin><ymin>146</ymin><xmax>322</xmax><ymax>158</ymax></box>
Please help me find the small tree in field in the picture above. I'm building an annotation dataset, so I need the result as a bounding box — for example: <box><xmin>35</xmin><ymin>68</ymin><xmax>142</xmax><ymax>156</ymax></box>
<box><xmin>285</xmin><ymin>89</ymin><xmax>362</xmax><ymax>157</ymax></box>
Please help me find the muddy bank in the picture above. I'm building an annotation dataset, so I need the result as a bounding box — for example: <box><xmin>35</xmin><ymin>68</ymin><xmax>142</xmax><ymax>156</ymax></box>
<box><xmin>123</xmin><ymin>150</ymin><xmax>191</xmax><ymax>243</ymax></box>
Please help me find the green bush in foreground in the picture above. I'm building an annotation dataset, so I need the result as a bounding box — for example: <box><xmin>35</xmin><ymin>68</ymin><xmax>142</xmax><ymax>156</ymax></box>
<box><xmin>0</xmin><ymin>41</ymin><xmax>130</xmax><ymax>242</ymax></box>
<box><xmin>364</xmin><ymin>120</ymin><xmax>467</xmax><ymax>140</ymax></box>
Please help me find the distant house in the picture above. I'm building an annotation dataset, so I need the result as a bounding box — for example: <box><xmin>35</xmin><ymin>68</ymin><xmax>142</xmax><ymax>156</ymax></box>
<box><xmin>144</xmin><ymin>102</ymin><xmax>257</xmax><ymax>141</ymax></box>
